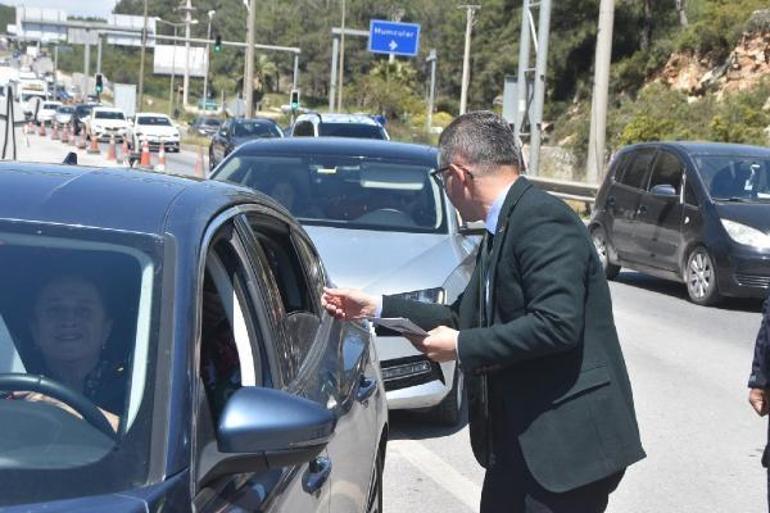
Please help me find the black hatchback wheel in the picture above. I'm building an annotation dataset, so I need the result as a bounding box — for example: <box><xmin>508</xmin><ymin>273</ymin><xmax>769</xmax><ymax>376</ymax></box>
<box><xmin>591</xmin><ymin>226</ymin><xmax>620</xmax><ymax>280</ymax></box>
<box><xmin>685</xmin><ymin>246</ymin><xmax>721</xmax><ymax>306</ymax></box>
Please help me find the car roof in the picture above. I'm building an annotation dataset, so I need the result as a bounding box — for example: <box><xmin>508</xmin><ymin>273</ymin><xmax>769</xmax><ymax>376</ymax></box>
<box><xmin>233</xmin><ymin>137</ymin><xmax>437</xmax><ymax>163</ymax></box>
<box><xmin>621</xmin><ymin>141</ymin><xmax>770</xmax><ymax>158</ymax></box>
<box><xmin>298</xmin><ymin>112</ymin><xmax>378</xmax><ymax>125</ymax></box>
<box><xmin>92</xmin><ymin>107</ymin><xmax>124</xmax><ymax>113</ymax></box>
<box><xmin>231</xmin><ymin>117</ymin><xmax>277</xmax><ymax>124</ymax></box>
<box><xmin>136</xmin><ymin>112</ymin><xmax>171</xmax><ymax>118</ymax></box>
<box><xmin>0</xmin><ymin>163</ymin><xmax>266</xmax><ymax>236</ymax></box>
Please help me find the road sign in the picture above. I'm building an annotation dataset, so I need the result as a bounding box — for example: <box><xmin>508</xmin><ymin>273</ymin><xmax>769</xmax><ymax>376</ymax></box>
<box><xmin>368</xmin><ymin>20</ymin><xmax>420</xmax><ymax>57</ymax></box>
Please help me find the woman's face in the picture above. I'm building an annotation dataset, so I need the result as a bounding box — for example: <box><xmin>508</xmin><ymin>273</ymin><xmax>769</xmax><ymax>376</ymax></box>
<box><xmin>31</xmin><ymin>276</ymin><xmax>113</xmax><ymax>366</ymax></box>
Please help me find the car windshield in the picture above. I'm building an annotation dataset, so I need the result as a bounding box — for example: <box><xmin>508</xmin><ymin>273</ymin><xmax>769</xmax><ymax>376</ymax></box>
<box><xmin>233</xmin><ymin>121</ymin><xmax>281</xmax><ymax>138</ymax></box>
<box><xmin>318</xmin><ymin>122</ymin><xmax>386</xmax><ymax>139</ymax></box>
<box><xmin>0</xmin><ymin>223</ymin><xmax>159</xmax><ymax>506</ymax></box>
<box><xmin>42</xmin><ymin>103</ymin><xmax>59</xmax><ymax>110</ymax></box>
<box><xmin>214</xmin><ymin>154</ymin><xmax>446</xmax><ymax>233</ymax></box>
<box><xmin>56</xmin><ymin>106</ymin><xmax>74</xmax><ymax>113</ymax></box>
<box><xmin>202</xmin><ymin>118</ymin><xmax>221</xmax><ymax>127</ymax></box>
<box><xmin>694</xmin><ymin>154</ymin><xmax>770</xmax><ymax>202</ymax></box>
<box><xmin>137</xmin><ymin>116</ymin><xmax>171</xmax><ymax>126</ymax></box>
<box><xmin>95</xmin><ymin>111</ymin><xmax>125</xmax><ymax>120</ymax></box>
<box><xmin>75</xmin><ymin>106</ymin><xmax>92</xmax><ymax>116</ymax></box>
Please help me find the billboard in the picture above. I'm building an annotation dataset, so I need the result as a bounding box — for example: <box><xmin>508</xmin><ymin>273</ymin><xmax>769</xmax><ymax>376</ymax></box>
<box><xmin>15</xmin><ymin>7</ymin><xmax>67</xmax><ymax>43</ymax></box>
<box><xmin>106</xmin><ymin>15</ymin><xmax>156</xmax><ymax>47</ymax></box>
<box><xmin>153</xmin><ymin>45</ymin><xmax>207</xmax><ymax>78</ymax></box>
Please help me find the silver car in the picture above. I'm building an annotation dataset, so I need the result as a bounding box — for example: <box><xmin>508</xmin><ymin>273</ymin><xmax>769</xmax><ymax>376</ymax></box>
<box><xmin>211</xmin><ymin>137</ymin><xmax>480</xmax><ymax>424</ymax></box>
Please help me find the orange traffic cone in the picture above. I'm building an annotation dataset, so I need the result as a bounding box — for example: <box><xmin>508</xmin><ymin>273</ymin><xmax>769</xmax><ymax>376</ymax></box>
<box><xmin>38</xmin><ymin>122</ymin><xmax>46</xmax><ymax>137</ymax></box>
<box><xmin>139</xmin><ymin>137</ymin><xmax>151</xmax><ymax>169</ymax></box>
<box><xmin>118</xmin><ymin>138</ymin><xmax>129</xmax><ymax>165</ymax></box>
<box><xmin>51</xmin><ymin>123</ymin><xmax>59</xmax><ymax>140</ymax></box>
<box><xmin>87</xmin><ymin>132</ymin><xmax>100</xmax><ymax>154</ymax></box>
<box><xmin>60</xmin><ymin>124</ymin><xmax>67</xmax><ymax>144</ymax></box>
<box><xmin>156</xmin><ymin>140</ymin><xmax>167</xmax><ymax>172</ymax></box>
<box><xmin>193</xmin><ymin>145</ymin><xmax>205</xmax><ymax>178</ymax></box>
<box><xmin>106</xmin><ymin>134</ymin><xmax>117</xmax><ymax>161</ymax></box>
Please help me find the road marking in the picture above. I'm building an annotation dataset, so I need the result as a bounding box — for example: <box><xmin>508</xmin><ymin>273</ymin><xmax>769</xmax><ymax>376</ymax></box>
<box><xmin>390</xmin><ymin>437</ymin><xmax>482</xmax><ymax>510</ymax></box>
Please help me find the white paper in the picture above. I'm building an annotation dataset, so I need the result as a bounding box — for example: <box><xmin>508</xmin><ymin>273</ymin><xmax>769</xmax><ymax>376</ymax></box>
<box><xmin>367</xmin><ymin>317</ymin><xmax>428</xmax><ymax>337</ymax></box>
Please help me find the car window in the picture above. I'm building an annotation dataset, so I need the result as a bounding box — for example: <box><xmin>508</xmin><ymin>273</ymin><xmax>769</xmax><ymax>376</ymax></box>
<box><xmin>293</xmin><ymin>121</ymin><xmax>314</xmax><ymax>137</ymax></box>
<box><xmin>648</xmin><ymin>150</ymin><xmax>684</xmax><ymax>193</ymax></box>
<box><xmin>243</xmin><ymin>216</ymin><xmax>320</xmax><ymax>383</ymax></box>
<box><xmin>199</xmin><ymin>227</ymin><xmax>267</xmax><ymax>424</ymax></box>
<box><xmin>318</xmin><ymin>122</ymin><xmax>386</xmax><ymax>139</ymax></box>
<box><xmin>137</xmin><ymin>116</ymin><xmax>171</xmax><ymax>126</ymax></box>
<box><xmin>694</xmin><ymin>154</ymin><xmax>770</xmax><ymax>202</ymax></box>
<box><xmin>94</xmin><ymin>111</ymin><xmax>125</xmax><ymax>120</ymax></box>
<box><xmin>618</xmin><ymin>149</ymin><xmax>655</xmax><ymax>190</ymax></box>
<box><xmin>214</xmin><ymin>154</ymin><xmax>446</xmax><ymax>234</ymax></box>
<box><xmin>233</xmin><ymin>121</ymin><xmax>281</xmax><ymax>138</ymax></box>
<box><xmin>684</xmin><ymin>179</ymin><xmax>699</xmax><ymax>206</ymax></box>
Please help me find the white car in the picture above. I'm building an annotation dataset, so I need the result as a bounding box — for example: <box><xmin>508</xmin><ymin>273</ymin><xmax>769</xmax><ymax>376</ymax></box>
<box><xmin>86</xmin><ymin>107</ymin><xmax>129</xmax><ymax>142</ymax></box>
<box><xmin>129</xmin><ymin>112</ymin><xmax>181</xmax><ymax>152</ymax></box>
<box><xmin>54</xmin><ymin>105</ymin><xmax>74</xmax><ymax>126</ymax></box>
<box><xmin>37</xmin><ymin>101</ymin><xmax>62</xmax><ymax>126</ymax></box>
<box><xmin>291</xmin><ymin>112</ymin><xmax>390</xmax><ymax>140</ymax></box>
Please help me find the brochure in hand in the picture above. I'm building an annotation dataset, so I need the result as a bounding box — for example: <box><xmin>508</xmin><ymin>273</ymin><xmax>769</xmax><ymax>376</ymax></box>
<box><xmin>366</xmin><ymin>317</ymin><xmax>428</xmax><ymax>337</ymax></box>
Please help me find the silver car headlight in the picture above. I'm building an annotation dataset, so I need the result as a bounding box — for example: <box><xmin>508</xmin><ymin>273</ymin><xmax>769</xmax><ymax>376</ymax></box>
<box><xmin>721</xmin><ymin>219</ymin><xmax>770</xmax><ymax>249</ymax></box>
<box><xmin>392</xmin><ymin>287</ymin><xmax>446</xmax><ymax>304</ymax></box>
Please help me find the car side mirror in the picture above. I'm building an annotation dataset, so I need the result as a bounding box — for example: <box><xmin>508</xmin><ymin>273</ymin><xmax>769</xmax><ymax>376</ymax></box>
<box><xmin>651</xmin><ymin>184</ymin><xmax>678</xmax><ymax>199</ymax></box>
<box><xmin>197</xmin><ymin>387</ymin><xmax>335</xmax><ymax>485</ymax></box>
<box><xmin>460</xmin><ymin>219</ymin><xmax>487</xmax><ymax>236</ymax></box>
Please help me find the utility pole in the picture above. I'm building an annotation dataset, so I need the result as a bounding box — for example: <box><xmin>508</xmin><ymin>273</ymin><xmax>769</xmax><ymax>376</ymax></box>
<box><xmin>137</xmin><ymin>0</ymin><xmax>148</xmax><ymax>114</ymax></box>
<box><xmin>179</xmin><ymin>0</ymin><xmax>196</xmax><ymax>108</ymax></box>
<box><xmin>96</xmin><ymin>35</ymin><xmax>102</xmax><ymax>75</ymax></box>
<box><xmin>83</xmin><ymin>40</ymin><xmax>90</xmax><ymax>77</ymax></box>
<box><xmin>169</xmin><ymin>25</ymin><xmax>178</xmax><ymax>115</ymax></box>
<box><xmin>329</xmin><ymin>35</ymin><xmax>339</xmax><ymax>111</ymax></box>
<box><xmin>585</xmin><ymin>0</ymin><xmax>615</xmax><ymax>183</ymax></box>
<box><xmin>458</xmin><ymin>5</ymin><xmax>480</xmax><ymax>115</ymax></box>
<box><xmin>336</xmin><ymin>0</ymin><xmax>346</xmax><ymax>111</ymax></box>
<box><xmin>426</xmin><ymin>49</ymin><xmax>437</xmax><ymax>131</ymax></box>
<box><xmin>202</xmin><ymin>9</ymin><xmax>215</xmax><ymax>108</ymax></box>
<box><xmin>244</xmin><ymin>0</ymin><xmax>256</xmax><ymax>117</ymax></box>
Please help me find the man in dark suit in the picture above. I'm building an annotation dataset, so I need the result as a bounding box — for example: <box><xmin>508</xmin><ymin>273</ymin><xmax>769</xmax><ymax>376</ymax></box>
<box><xmin>323</xmin><ymin>111</ymin><xmax>645</xmax><ymax>512</ymax></box>
<box><xmin>748</xmin><ymin>293</ymin><xmax>770</xmax><ymax>509</ymax></box>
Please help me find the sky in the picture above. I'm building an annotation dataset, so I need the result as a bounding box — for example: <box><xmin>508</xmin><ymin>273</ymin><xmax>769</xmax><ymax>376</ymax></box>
<box><xmin>11</xmin><ymin>0</ymin><xmax>120</xmax><ymax>19</ymax></box>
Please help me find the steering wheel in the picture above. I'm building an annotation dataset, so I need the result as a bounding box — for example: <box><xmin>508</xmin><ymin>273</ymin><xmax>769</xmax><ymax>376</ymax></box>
<box><xmin>0</xmin><ymin>373</ymin><xmax>116</xmax><ymax>439</ymax></box>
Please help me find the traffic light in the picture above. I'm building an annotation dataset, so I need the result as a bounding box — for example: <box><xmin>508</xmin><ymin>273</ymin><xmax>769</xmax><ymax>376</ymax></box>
<box><xmin>95</xmin><ymin>73</ymin><xmax>103</xmax><ymax>94</ymax></box>
<box><xmin>290</xmin><ymin>89</ymin><xmax>300</xmax><ymax>111</ymax></box>
<box><xmin>214</xmin><ymin>34</ymin><xmax>222</xmax><ymax>52</ymax></box>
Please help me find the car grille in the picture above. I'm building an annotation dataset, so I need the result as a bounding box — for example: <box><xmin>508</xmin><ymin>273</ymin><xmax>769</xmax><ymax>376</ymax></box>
<box><xmin>381</xmin><ymin>355</ymin><xmax>444</xmax><ymax>392</ymax></box>
<box><xmin>735</xmin><ymin>273</ymin><xmax>770</xmax><ymax>289</ymax></box>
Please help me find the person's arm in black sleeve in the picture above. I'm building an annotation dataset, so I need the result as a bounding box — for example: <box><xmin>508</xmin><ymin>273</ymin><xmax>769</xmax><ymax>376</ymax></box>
<box><xmin>749</xmin><ymin>294</ymin><xmax>770</xmax><ymax>389</ymax></box>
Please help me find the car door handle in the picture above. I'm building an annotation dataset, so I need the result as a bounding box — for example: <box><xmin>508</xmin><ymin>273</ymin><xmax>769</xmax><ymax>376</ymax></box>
<box><xmin>356</xmin><ymin>376</ymin><xmax>377</xmax><ymax>403</ymax></box>
<box><xmin>303</xmin><ymin>456</ymin><xmax>332</xmax><ymax>495</ymax></box>
<box><xmin>637</xmin><ymin>205</ymin><xmax>648</xmax><ymax>216</ymax></box>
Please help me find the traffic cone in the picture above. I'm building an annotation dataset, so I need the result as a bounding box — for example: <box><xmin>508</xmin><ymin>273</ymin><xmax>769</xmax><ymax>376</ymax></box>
<box><xmin>38</xmin><ymin>122</ymin><xmax>46</xmax><ymax>137</ymax></box>
<box><xmin>118</xmin><ymin>138</ymin><xmax>129</xmax><ymax>165</ymax></box>
<box><xmin>26</xmin><ymin>120</ymin><xmax>33</xmax><ymax>135</ymax></box>
<box><xmin>51</xmin><ymin>123</ymin><xmax>59</xmax><ymax>140</ymax></box>
<box><xmin>105</xmin><ymin>134</ymin><xmax>117</xmax><ymax>161</ymax></box>
<box><xmin>193</xmin><ymin>145</ymin><xmax>205</xmax><ymax>178</ymax></box>
<box><xmin>156</xmin><ymin>140</ymin><xmax>167</xmax><ymax>172</ymax></box>
<box><xmin>77</xmin><ymin>131</ymin><xmax>87</xmax><ymax>150</ymax></box>
<box><xmin>87</xmin><ymin>133</ymin><xmax>100</xmax><ymax>154</ymax></box>
<box><xmin>139</xmin><ymin>137</ymin><xmax>151</xmax><ymax>169</ymax></box>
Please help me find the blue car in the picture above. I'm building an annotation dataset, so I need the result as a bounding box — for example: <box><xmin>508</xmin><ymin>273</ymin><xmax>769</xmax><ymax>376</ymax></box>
<box><xmin>0</xmin><ymin>163</ymin><xmax>387</xmax><ymax>512</ymax></box>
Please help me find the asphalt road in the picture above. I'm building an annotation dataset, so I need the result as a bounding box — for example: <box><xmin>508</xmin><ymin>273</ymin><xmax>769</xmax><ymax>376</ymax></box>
<box><xmin>96</xmin><ymin>141</ymin><xmax>207</xmax><ymax>177</ymax></box>
<box><xmin>383</xmin><ymin>271</ymin><xmax>767</xmax><ymax>513</ymax></box>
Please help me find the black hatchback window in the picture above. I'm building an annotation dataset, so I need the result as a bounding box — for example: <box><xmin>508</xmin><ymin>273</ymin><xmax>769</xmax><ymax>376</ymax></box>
<box><xmin>618</xmin><ymin>149</ymin><xmax>655</xmax><ymax>190</ymax></box>
<box><xmin>648</xmin><ymin>151</ymin><xmax>684</xmax><ymax>193</ymax></box>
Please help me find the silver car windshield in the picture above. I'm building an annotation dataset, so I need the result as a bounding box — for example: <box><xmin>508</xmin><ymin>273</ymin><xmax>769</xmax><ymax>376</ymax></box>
<box><xmin>695</xmin><ymin>155</ymin><xmax>770</xmax><ymax>202</ymax></box>
<box><xmin>0</xmin><ymin>225</ymin><xmax>158</xmax><ymax>506</ymax></box>
<box><xmin>216</xmin><ymin>154</ymin><xmax>446</xmax><ymax>233</ymax></box>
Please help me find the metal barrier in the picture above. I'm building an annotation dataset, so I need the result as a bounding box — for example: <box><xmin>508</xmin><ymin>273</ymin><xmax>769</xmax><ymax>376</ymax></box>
<box><xmin>526</xmin><ymin>175</ymin><xmax>599</xmax><ymax>206</ymax></box>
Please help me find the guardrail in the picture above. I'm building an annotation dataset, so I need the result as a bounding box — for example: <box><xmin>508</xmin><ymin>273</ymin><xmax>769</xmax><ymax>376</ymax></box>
<box><xmin>526</xmin><ymin>175</ymin><xmax>599</xmax><ymax>206</ymax></box>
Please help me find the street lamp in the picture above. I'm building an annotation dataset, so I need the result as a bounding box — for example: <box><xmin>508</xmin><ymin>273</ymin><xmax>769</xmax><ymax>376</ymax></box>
<box><xmin>202</xmin><ymin>9</ymin><xmax>216</xmax><ymax>111</ymax></box>
<box><xmin>156</xmin><ymin>17</ymin><xmax>186</xmax><ymax>117</ymax></box>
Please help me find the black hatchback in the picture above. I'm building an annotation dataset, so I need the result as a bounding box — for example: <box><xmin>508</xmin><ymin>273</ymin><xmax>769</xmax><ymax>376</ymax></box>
<box><xmin>590</xmin><ymin>142</ymin><xmax>770</xmax><ymax>305</ymax></box>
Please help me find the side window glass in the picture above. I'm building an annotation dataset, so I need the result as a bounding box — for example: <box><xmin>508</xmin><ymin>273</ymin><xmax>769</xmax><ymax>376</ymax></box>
<box><xmin>199</xmin><ymin>233</ymin><xmax>263</xmax><ymax>423</ymax></box>
<box><xmin>245</xmin><ymin>217</ymin><xmax>320</xmax><ymax>383</ymax></box>
<box><xmin>648</xmin><ymin>151</ymin><xmax>684</xmax><ymax>193</ymax></box>
<box><xmin>618</xmin><ymin>149</ymin><xmax>655</xmax><ymax>190</ymax></box>
<box><xmin>609</xmin><ymin>152</ymin><xmax>630</xmax><ymax>183</ymax></box>
<box><xmin>684</xmin><ymin>180</ymin><xmax>699</xmax><ymax>206</ymax></box>
<box><xmin>293</xmin><ymin>234</ymin><xmax>328</xmax><ymax>310</ymax></box>
<box><xmin>293</xmin><ymin>121</ymin><xmax>313</xmax><ymax>137</ymax></box>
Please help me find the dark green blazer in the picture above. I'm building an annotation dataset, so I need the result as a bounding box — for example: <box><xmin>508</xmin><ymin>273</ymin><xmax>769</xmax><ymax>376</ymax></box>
<box><xmin>382</xmin><ymin>176</ymin><xmax>645</xmax><ymax>493</ymax></box>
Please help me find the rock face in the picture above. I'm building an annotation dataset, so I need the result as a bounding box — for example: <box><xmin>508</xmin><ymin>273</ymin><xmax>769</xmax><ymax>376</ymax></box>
<box><xmin>659</xmin><ymin>19</ymin><xmax>770</xmax><ymax>97</ymax></box>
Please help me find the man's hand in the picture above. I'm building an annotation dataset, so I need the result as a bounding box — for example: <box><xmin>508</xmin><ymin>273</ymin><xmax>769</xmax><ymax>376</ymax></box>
<box><xmin>749</xmin><ymin>388</ymin><xmax>770</xmax><ymax>416</ymax></box>
<box><xmin>322</xmin><ymin>287</ymin><xmax>379</xmax><ymax>320</ymax></box>
<box><xmin>406</xmin><ymin>325</ymin><xmax>459</xmax><ymax>363</ymax></box>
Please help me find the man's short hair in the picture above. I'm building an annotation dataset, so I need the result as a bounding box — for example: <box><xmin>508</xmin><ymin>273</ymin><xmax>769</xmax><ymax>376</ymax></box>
<box><xmin>438</xmin><ymin>111</ymin><xmax>522</xmax><ymax>175</ymax></box>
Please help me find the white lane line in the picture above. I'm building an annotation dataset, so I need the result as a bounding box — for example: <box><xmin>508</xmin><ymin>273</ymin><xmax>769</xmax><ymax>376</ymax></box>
<box><xmin>390</xmin><ymin>438</ymin><xmax>482</xmax><ymax>511</ymax></box>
